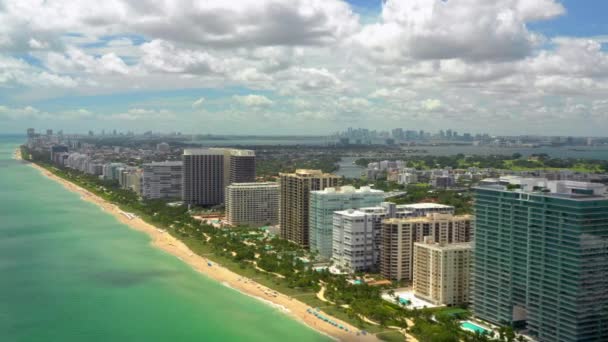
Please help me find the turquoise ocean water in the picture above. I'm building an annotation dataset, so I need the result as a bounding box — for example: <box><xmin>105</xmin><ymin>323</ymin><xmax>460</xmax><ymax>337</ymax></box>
<box><xmin>0</xmin><ymin>135</ymin><xmax>328</xmax><ymax>342</ymax></box>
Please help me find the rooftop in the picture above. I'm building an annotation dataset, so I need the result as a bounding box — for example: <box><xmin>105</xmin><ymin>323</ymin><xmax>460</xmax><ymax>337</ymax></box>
<box><xmin>311</xmin><ymin>186</ymin><xmax>384</xmax><ymax>195</ymax></box>
<box><xmin>227</xmin><ymin>182</ymin><xmax>279</xmax><ymax>188</ymax></box>
<box><xmin>384</xmin><ymin>213</ymin><xmax>472</xmax><ymax>224</ymax></box>
<box><xmin>143</xmin><ymin>161</ymin><xmax>183</xmax><ymax>166</ymax></box>
<box><xmin>402</xmin><ymin>203</ymin><xmax>454</xmax><ymax>209</ymax></box>
<box><xmin>414</xmin><ymin>241</ymin><xmax>473</xmax><ymax>251</ymax></box>
<box><xmin>280</xmin><ymin>169</ymin><xmax>339</xmax><ymax>178</ymax></box>
<box><xmin>476</xmin><ymin>177</ymin><xmax>608</xmax><ymax>201</ymax></box>
<box><xmin>183</xmin><ymin>148</ymin><xmax>254</xmax><ymax>156</ymax></box>
<box><xmin>183</xmin><ymin>148</ymin><xmax>224</xmax><ymax>156</ymax></box>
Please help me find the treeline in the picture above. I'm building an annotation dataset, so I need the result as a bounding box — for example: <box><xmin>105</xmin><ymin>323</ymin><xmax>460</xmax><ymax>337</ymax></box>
<box><xmin>256</xmin><ymin>154</ymin><xmax>340</xmax><ymax>178</ymax></box>
<box><xmin>356</xmin><ymin>154</ymin><xmax>608</xmax><ymax>173</ymax></box>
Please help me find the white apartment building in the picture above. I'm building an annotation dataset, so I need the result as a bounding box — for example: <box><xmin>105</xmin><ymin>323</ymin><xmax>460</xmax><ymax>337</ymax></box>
<box><xmin>413</xmin><ymin>239</ymin><xmax>472</xmax><ymax>306</ymax></box>
<box><xmin>309</xmin><ymin>186</ymin><xmax>385</xmax><ymax>259</ymax></box>
<box><xmin>332</xmin><ymin>209</ymin><xmax>376</xmax><ymax>273</ymax></box>
<box><xmin>225</xmin><ymin>182</ymin><xmax>279</xmax><ymax>227</ymax></box>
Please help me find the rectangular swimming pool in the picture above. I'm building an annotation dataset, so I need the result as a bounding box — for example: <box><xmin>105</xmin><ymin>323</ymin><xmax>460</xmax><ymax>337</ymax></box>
<box><xmin>461</xmin><ymin>321</ymin><xmax>490</xmax><ymax>334</ymax></box>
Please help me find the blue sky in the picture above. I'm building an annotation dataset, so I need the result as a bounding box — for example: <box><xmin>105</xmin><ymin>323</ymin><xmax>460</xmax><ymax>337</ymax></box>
<box><xmin>1</xmin><ymin>0</ymin><xmax>607</xmax><ymax>136</ymax></box>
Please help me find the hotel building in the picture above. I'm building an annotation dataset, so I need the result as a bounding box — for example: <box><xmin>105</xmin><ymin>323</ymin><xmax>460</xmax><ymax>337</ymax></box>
<box><xmin>182</xmin><ymin>148</ymin><xmax>255</xmax><ymax>206</ymax></box>
<box><xmin>225</xmin><ymin>182</ymin><xmax>279</xmax><ymax>227</ymax></box>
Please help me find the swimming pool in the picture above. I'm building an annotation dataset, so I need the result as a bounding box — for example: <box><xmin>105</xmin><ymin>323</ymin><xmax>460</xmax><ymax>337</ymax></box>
<box><xmin>461</xmin><ymin>321</ymin><xmax>490</xmax><ymax>334</ymax></box>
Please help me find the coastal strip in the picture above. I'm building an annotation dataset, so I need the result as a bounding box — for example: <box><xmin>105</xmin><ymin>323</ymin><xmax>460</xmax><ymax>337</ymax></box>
<box><xmin>14</xmin><ymin>149</ymin><xmax>377</xmax><ymax>342</ymax></box>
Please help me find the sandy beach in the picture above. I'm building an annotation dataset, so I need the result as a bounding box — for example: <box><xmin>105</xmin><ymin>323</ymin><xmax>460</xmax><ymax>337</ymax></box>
<box><xmin>14</xmin><ymin>150</ymin><xmax>379</xmax><ymax>342</ymax></box>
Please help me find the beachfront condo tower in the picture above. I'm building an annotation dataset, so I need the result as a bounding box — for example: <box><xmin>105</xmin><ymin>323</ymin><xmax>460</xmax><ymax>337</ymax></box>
<box><xmin>279</xmin><ymin>169</ymin><xmax>339</xmax><ymax>248</ymax></box>
<box><xmin>309</xmin><ymin>186</ymin><xmax>384</xmax><ymax>259</ymax></box>
<box><xmin>413</xmin><ymin>238</ymin><xmax>472</xmax><ymax>306</ymax></box>
<box><xmin>472</xmin><ymin>177</ymin><xmax>608</xmax><ymax>342</ymax></box>
<box><xmin>380</xmin><ymin>213</ymin><xmax>472</xmax><ymax>281</ymax></box>
<box><xmin>225</xmin><ymin>182</ymin><xmax>279</xmax><ymax>227</ymax></box>
<box><xmin>182</xmin><ymin>148</ymin><xmax>255</xmax><ymax>206</ymax></box>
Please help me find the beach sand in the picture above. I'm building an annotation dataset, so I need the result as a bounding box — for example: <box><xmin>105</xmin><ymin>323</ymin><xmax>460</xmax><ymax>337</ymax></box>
<box><xmin>15</xmin><ymin>150</ymin><xmax>379</xmax><ymax>342</ymax></box>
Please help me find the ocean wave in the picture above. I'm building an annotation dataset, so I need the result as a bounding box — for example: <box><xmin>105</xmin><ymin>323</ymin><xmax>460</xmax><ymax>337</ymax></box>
<box><xmin>221</xmin><ymin>281</ymin><xmax>291</xmax><ymax>314</ymax></box>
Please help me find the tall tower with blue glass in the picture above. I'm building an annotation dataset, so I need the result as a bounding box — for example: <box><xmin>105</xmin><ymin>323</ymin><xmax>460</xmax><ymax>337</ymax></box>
<box><xmin>473</xmin><ymin>177</ymin><xmax>608</xmax><ymax>342</ymax></box>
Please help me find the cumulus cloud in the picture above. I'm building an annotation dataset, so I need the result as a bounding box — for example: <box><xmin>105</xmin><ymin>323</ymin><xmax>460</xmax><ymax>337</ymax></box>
<box><xmin>2</xmin><ymin>0</ymin><xmax>608</xmax><ymax>135</ymax></box>
<box><xmin>233</xmin><ymin>94</ymin><xmax>274</xmax><ymax>107</ymax></box>
<box><xmin>0</xmin><ymin>55</ymin><xmax>77</xmax><ymax>88</ymax></box>
<box><xmin>353</xmin><ymin>0</ymin><xmax>565</xmax><ymax>62</ymax></box>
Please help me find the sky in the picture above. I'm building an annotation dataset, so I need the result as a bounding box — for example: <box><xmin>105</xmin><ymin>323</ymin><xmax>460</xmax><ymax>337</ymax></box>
<box><xmin>1</xmin><ymin>0</ymin><xmax>607</xmax><ymax>136</ymax></box>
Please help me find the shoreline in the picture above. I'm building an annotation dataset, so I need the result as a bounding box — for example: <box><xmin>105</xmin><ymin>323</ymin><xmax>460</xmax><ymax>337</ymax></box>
<box><xmin>14</xmin><ymin>149</ymin><xmax>377</xmax><ymax>342</ymax></box>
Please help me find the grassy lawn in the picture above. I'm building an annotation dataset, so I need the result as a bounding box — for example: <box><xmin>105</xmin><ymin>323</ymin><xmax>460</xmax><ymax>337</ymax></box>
<box><xmin>376</xmin><ymin>330</ymin><xmax>405</xmax><ymax>342</ymax></box>
<box><xmin>434</xmin><ymin>307</ymin><xmax>470</xmax><ymax>319</ymax></box>
<box><xmin>296</xmin><ymin>293</ymin><xmax>328</xmax><ymax>308</ymax></box>
<box><xmin>321</xmin><ymin>306</ymin><xmax>386</xmax><ymax>334</ymax></box>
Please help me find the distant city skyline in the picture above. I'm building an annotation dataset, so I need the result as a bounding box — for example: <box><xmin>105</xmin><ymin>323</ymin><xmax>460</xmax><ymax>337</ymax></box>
<box><xmin>1</xmin><ymin>1</ymin><xmax>607</xmax><ymax>135</ymax></box>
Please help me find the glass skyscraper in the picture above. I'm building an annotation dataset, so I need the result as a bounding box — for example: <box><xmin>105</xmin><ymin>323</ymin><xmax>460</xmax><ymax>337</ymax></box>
<box><xmin>473</xmin><ymin>177</ymin><xmax>608</xmax><ymax>342</ymax></box>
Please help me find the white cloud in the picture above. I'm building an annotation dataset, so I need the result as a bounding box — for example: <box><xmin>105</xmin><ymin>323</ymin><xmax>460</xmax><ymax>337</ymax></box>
<box><xmin>2</xmin><ymin>0</ymin><xmax>608</xmax><ymax>135</ymax></box>
<box><xmin>353</xmin><ymin>0</ymin><xmax>564</xmax><ymax>62</ymax></box>
<box><xmin>421</xmin><ymin>98</ymin><xmax>442</xmax><ymax>111</ymax></box>
<box><xmin>103</xmin><ymin>108</ymin><xmax>175</xmax><ymax>121</ymax></box>
<box><xmin>192</xmin><ymin>97</ymin><xmax>206</xmax><ymax>108</ymax></box>
<box><xmin>233</xmin><ymin>94</ymin><xmax>274</xmax><ymax>107</ymax></box>
<box><xmin>0</xmin><ymin>55</ymin><xmax>77</xmax><ymax>88</ymax></box>
<box><xmin>139</xmin><ymin>39</ymin><xmax>224</xmax><ymax>74</ymax></box>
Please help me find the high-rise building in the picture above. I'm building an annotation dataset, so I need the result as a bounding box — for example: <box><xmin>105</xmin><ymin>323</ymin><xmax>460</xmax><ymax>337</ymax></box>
<box><xmin>413</xmin><ymin>239</ymin><xmax>472</xmax><ymax>306</ymax></box>
<box><xmin>182</xmin><ymin>148</ymin><xmax>255</xmax><ymax>206</ymax></box>
<box><xmin>332</xmin><ymin>202</ymin><xmax>457</xmax><ymax>273</ymax></box>
<box><xmin>332</xmin><ymin>209</ymin><xmax>378</xmax><ymax>273</ymax></box>
<box><xmin>142</xmin><ymin>161</ymin><xmax>183</xmax><ymax>199</ymax></box>
<box><xmin>50</xmin><ymin>145</ymin><xmax>68</xmax><ymax>162</ymax></box>
<box><xmin>279</xmin><ymin>169</ymin><xmax>339</xmax><ymax>248</ymax></box>
<box><xmin>472</xmin><ymin>177</ymin><xmax>608</xmax><ymax>342</ymax></box>
<box><xmin>182</xmin><ymin>149</ymin><xmax>225</xmax><ymax>206</ymax></box>
<box><xmin>380</xmin><ymin>213</ymin><xmax>472</xmax><ymax>281</ymax></box>
<box><xmin>102</xmin><ymin>163</ymin><xmax>126</xmax><ymax>181</ymax></box>
<box><xmin>228</xmin><ymin>149</ymin><xmax>256</xmax><ymax>184</ymax></box>
<box><xmin>225</xmin><ymin>182</ymin><xmax>279</xmax><ymax>227</ymax></box>
<box><xmin>309</xmin><ymin>186</ymin><xmax>384</xmax><ymax>259</ymax></box>
<box><xmin>27</xmin><ymin>128</ymin><xmax>35</xmax><ymax>138</ymax></box>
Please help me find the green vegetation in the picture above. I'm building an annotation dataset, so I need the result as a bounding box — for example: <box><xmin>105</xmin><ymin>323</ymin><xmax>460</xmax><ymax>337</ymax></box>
<box><xmin>356</xmin><ymin>153</ymin><xmax>608</xmax><ymax>173</ymax></box>
<box><xmin>376</xmin><ymin>330</ymin><xmax>405</xmax><ymax>341</ymax></box>
<box><xmin>343</xmin><ymin>179</ymin><xmax>474</xmax><ymax>214</ymax></box>
<box><xmin>256</xmin><ymin>154</ymin><xmax>340</xmax><ymax>179</ymax></box>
